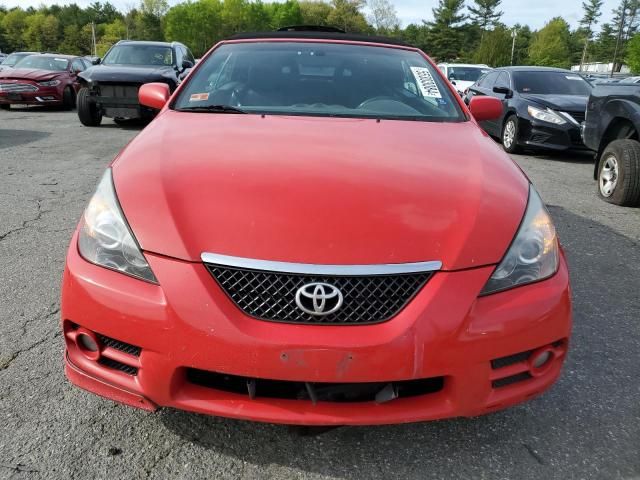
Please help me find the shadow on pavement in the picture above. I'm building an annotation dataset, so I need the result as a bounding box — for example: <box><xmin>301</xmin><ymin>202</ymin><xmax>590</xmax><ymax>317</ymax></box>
<box><xmin>158</xmin><ymin>205</ymin><xmax>640</xmax><ymax>479</ymax></box>
<box><xmin>0</xmin><ymin>129</ymin><xmax>50</xmax><ymax>149</ymax></box>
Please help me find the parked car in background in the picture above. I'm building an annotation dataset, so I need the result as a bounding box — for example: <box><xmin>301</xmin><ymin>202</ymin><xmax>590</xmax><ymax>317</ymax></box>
<box><xmin>0</xmin><ymin>51</ymin><xmax>40</xmax><ymax>72</ymax></box>
<box><xmin>0</xmin><ymin>54</ymin><xmax>91</xmax><ymax>110</ymax></box>
<box><xmin>466</xmin><ymin>66</ymin><xmax>592</xmax><ymax>153</ymax></box>
<box><xmin>61</xmin><ymin>29</ymin><xmax>571</xmax><ymax>426</ymax></box>
<box><xmin>437</xmin><ymin>63</ymin><xmax>492</xmax><ymax>96</ymax></box>
<box><xmin>582</xmin><ymin>83</ymin><xmax>640</xmax><ymax>206</ymax></box>
<box><xmin>0</xmin><ymin>53</ymin><xmax>7</xmax><ymax>63</ymax></box>
<box><xmin>76</xmin><ymin>40</ymin><xmax>195</xmax><ymax>127</ymax></box>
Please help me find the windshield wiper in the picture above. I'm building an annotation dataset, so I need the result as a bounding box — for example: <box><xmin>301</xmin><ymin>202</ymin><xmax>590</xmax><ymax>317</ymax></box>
<box><xmin>175</xmin><ymin>104</ymin><xmax>247</xmax><ymax>114</ymax></box>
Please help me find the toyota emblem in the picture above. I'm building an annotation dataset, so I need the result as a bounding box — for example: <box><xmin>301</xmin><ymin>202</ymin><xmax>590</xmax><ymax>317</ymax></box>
<box><xmin>295</xmin><ymin>282</ymin><xmax>343</xmax><ymax>316</ymax></box>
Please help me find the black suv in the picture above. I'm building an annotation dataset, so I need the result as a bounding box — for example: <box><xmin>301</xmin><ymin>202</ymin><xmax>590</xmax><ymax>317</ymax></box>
<box><xmin>77</xmin><ymin>40</ymin><xmax>195</xmax><ymax>127</ymax></box>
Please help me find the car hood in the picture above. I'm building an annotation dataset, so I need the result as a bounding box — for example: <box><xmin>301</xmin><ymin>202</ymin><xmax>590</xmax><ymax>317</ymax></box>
<box><xmin>521</xmin><ymin>94</ymin><xmax>588</xmax><ymax>112</ymax></box>
<box><xmin>0</xmin><ymin>68</ymin><xmax>63</xmax><ymax>81</ymax></box>
<box><xmin>112</xmin><ymin>112</ymin><xmax>529</xmax><ymax>270</ymax></box>
<box><xmin>80</xmin><ymin>64</ymin><xmax>176</xmax><ymax>83</ymax></box>
<box><xmin>451</xmin><ymin>80</ymin><xmax>475</xmax><ymax>92</ymax></box>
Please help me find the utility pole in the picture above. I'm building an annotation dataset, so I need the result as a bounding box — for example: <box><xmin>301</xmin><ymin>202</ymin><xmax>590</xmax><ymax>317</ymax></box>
<box><xmin>91</xmin><ymin>21</ymin><xmax>97</xmax><ymax>57</ymax></box>
<box><xmin>510</xmin><ymin>28</ymin><xmax>518</xmax><ymax>66</ymax></box>
<box><xmin>612</xmin><ymin>0</ymin><xmax>628</xmax><ymax>77</ymax></box>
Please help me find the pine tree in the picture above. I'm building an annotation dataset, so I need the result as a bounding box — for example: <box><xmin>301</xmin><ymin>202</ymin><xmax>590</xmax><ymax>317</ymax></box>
<box><xmin>468</xmin><ymin>0</ymin><xmax>502</xmax><ymax>43</ymax></box>
<box><xmin>579</xmin><ymin>0</ymin><xmax>603</xmax><ymax>68</ymax></box>
<box><xmin>426</xmin><ymin>0</ymin><xmax>467</xmax><ymax>61</ymax></box>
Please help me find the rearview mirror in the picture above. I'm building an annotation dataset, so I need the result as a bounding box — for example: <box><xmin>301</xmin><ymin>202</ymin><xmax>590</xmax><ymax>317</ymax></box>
<box><xmin>469</xmin><ymin>96</ymin><xmax>503</xmax><ymax>122</ymax></box>
<box><xmin>493</xmin><ymin>86</ymin><xmax>513</xmax><ymax>98</ymax></box>
<box><xmin>139</xmin><ymin>82</ymin><xmax>170</xmax><ymax>110</ymax></box>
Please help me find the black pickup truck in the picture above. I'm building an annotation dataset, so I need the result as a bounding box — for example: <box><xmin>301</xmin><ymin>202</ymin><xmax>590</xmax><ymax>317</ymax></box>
<box><xmin>583</xmin><ymin>84</ymin><xmax>640</xmax><ymax>206</ymax></box>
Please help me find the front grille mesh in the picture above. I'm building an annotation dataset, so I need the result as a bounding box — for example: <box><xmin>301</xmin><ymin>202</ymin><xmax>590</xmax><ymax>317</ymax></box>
<box><xmin>97</xmin><ymin>334</ymin><xmax>141</xmax><ymax>357</ymax></box>
<box><xmin>206</xmin><ymin>265</ymin><xmax>432</xmax><ymax>325</ymax></box>
<box><xmin>98</xmin><ymin>357</ymin><xmax>138</xmax><ymax>375</ymax></box>
<box><xmin>0</xmin><ymin>83</ymin><xmax>38</xmax><ymax>93</ymax></box>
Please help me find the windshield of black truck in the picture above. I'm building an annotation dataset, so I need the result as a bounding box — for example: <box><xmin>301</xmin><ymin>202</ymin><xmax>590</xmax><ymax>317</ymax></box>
<box><xmin>102</xmin><ymin>45</ymin><xmax>173</xmax><ymax>66</ymax></box>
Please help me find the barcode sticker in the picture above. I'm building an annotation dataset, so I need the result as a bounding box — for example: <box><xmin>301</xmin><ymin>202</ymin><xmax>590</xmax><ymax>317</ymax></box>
<box><xmin>411</xmin><ymin>67</ymin><xmax>442</xmax><ymax>98</ymax></box>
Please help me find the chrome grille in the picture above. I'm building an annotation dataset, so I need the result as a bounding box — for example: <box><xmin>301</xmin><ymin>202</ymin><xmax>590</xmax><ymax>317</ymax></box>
<box><xmin>205</xmin><ymin>264</ymin><xmax>433</xmax><ymax>325</ymax></box>
<box><xmin>567</xmin><ymin>111</ymin><xmax>586</xmax><ymax>124</ymax></box>
<box><xmin>0</xmin><ymin>82</ymin><xmax>38</xmax><ymax>93</ymax></box>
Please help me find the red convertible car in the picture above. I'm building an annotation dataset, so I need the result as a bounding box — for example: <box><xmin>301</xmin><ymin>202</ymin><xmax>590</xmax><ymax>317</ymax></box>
<box><xmin>0</xmin><ymin>54</ymin><xmax>91</xmax><ymax>109</ymax></box>
<box><xmin>61</xmin><ymin>30</ymin><xmax>572</xmax><ymax>425</ymax></box>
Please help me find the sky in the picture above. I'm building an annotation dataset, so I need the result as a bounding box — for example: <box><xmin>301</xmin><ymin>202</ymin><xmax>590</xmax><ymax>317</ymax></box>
<box><xmin>0</xmin><ymin>0</ymin><xmax>622</xmax><ymax>31</ymax></box>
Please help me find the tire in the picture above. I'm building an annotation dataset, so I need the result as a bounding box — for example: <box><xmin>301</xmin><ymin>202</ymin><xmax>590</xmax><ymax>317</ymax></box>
<box><xmin>597</xmin><ymin>139</ymin><xmax>640</xmax><ymax>206</ymax></box>
<box><xmin>502</xmin><ymin>115</ymin><xmax>521</xmax><ymax>154</ymax></box>
<box><xmin>77</xmin><ymin>87</ymin><xmax>102</xmax><ymax>127</ymax></box>
<box><xmin>62</xmin><ymin>86</ymin><xmax>76</xmax><ymax>110</ymax></box>
<box><xmin>0</xmin><ymin>104</ymin><xmax>9</xmax><ymax>110</ymax></box>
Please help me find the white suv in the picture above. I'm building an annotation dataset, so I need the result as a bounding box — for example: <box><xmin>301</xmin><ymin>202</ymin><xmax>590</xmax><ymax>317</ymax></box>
<box><xmin>437</xmin><ymin>63</ymin><xmax>492</xmax><ymax>95</ymax></box>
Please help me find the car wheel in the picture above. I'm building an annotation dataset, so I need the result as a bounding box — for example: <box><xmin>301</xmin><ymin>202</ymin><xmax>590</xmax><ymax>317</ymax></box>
<box><xmin>0</xmin><ymin>104</ymin><xmax>9</xmax><ymax>110</ymax></box>
<box><xmin>77</xmin><ymin>88</ymin><xmax>102</xmax><ymax>127</ymax></box>
<box><xmin>502</xmin><ymin>115</ymin><xmax>521</xmax><ymax>154</ymax></box>
<box><xmin>62</xmin><ymin>87</ymin><xmax>76</xmax><ymax>110</ymax></box>
<box><xmin>597</xmin><ymin>139</ymin><xmax>640</xmax><ymax>206</ymax></box>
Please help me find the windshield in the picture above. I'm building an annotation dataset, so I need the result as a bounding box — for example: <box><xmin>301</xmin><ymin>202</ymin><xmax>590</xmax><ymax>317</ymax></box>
<box><xmin>513</xmin><ymin>71</ymin><xmax>592</xmax><ymax>95</ymax></box>
<box><xmin>2</xmin><ymin>53</ymin><xmax>33</xmax><ymax>67</ymax></box>
<box><xmin>173</xmin><ymin>42</ymin><xmax>464</xmax><ymax>122</ymax></box>
<box><xmin>447</xmin><ymin>66</ymin><xmax>491</xmax><ymax>82</ymax></box>
<box><xmin>14</xmin><ymin>56</ymin><xmax>69</xmax><ymax>71</ymax></box>
<box><xmin>102</xmin><ymin>44</ymin><xmax>173</xmax><ymax>66</ymax></box>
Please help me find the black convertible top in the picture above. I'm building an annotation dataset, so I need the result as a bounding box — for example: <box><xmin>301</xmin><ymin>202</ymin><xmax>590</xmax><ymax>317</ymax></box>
<box><xmin>228</xmin><ymin>30</ymin><xmax>412</xmax><ymax>48</ymax></box>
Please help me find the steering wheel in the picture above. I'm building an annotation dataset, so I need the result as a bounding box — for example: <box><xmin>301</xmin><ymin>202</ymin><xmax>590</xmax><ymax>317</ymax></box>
<box><xmin>356</xmin><ymin>96</ymin><xmax>398</xmax><ymax>109</ymax></box>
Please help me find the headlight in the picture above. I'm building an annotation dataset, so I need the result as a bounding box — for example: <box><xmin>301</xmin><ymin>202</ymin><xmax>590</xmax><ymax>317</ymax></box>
<box><xmin>38</xmin><ymin>80</ymin><xmax>61</xmax><ymax>86</ymax></box>
<box><xmin>480</xmin><ymin>186</ymin><xmax>559</xmax><ymax>295</ymax></box>
<box><xmin>527</xmin><ymin>105</ymin><xmax>566</xmax><ymax>125</ymax></box>
<box><xmin>78</xmin><ymin>169</ymin><xmax>157</xmax><ymax>283</ymax></box>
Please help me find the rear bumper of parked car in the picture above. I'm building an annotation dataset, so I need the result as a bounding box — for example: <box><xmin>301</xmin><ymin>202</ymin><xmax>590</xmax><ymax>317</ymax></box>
<box><xmin>518</xmin><ymin>117</ymin><xmax>586</xmax><ymax>151</ymax></box>
<box><xmin>61</xmin><ymin>232</ymin><xmax>572</xmax><ymax>426</ymax></box>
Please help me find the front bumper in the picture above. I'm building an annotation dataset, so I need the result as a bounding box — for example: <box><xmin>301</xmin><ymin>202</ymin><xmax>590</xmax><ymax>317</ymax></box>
<box><xmin>61</xmin><ymin>232</ymin><xmax>572</xmax><ymax>425</ymax></box>
<box><xmin>518</xmin><ymin>117</ymin><xmax>586</xmax><ymax>151</ymax></box>
<box><xmin>0</xmin><ymin>87</ymin><xmax>63</xmax><ymax>105</ymax></box>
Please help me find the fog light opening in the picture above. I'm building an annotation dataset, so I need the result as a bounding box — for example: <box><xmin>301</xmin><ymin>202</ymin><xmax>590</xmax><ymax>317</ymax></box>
<box><xmin>529</xmin><ymin>348</ymin><xmax>554</xmax><ymax>376</ymax></box>
<box><xmin>75</xmin><ymin>328</ymin><xmax>101</xmax><ymax>361</ymax></box>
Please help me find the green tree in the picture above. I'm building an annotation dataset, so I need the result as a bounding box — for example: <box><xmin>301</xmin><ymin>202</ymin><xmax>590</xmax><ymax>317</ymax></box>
<box><xmin>299</xmin><ymin>1</ymin><xmax>334</xmax><ymax>26</ymax></box>
<box><xmin>593</xmin><ymin>22</ymin><xmax>617</xmax><ymax>60</ymax></box>
<box><xmin>468</xmin><ymin>0</ymin><xmax>502</xmax><ymax>43</ymax></box>
<box><xmin>1</xmin><ymin>8</ymin><xmax>29</xmax><ymax>50</ymax></box>
<box><xmin>164</xmin><ymin>0</ymin><xmax>224</xmax><ymax>56</ymax></box>
<box><xmin>426</xmin><ymin>0</ymin><xmax>467</xmax><ymax>61</ymax></box>
<box><xmin>23</xmin><ymin>13</ymin><xmax>61</xmax><ymax>52</ymax></box>
<box><xmin>268</xmin><ymin>0</ymin><xmax>303</xmax><ymax>29</ymax></box>
<box><xmin>625</xmin><ymin>32</ymin><xmax>640</xmax><ymax>71</ymax></box>
<box><xmin>472</xmin><ymin>24</ymin><xmax>510</xmax><ymax>66</ymax></box>
<box><xmin>96</xmin><ymin>18</ymin><xmax>127</xmax><ymax>56</ymax></box>
<box><xmin>327</xmin><ymin>0</ymin><xmax>370</xmax><ymax>33</ymax></box>
<box><xmin>528</xmin><ymin>17</ymin><xmax>572</xmax><ymax>68</ymax></box>
<box><xmin>578</xmin><ymin>0</ymin><xmax>603</xmax><ymax>68</ymax></box>
<box><xmin>401</xmin><ymin>23</ymin><xmax>429</xmax><ymax>51</ymax></box>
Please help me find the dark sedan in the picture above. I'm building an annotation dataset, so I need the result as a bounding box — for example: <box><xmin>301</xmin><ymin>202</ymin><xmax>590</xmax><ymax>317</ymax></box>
<box><xmin>465</xmin><ymin>67</ymin><xmax>592</xmax><ymax>153</ymax></box>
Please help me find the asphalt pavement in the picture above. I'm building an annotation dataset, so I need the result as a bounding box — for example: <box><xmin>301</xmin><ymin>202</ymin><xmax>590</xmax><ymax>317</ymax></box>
<box><xmin>0</xmin><ymin>107</ymin><xmax>639</xmax><ymax>480</ymax></box>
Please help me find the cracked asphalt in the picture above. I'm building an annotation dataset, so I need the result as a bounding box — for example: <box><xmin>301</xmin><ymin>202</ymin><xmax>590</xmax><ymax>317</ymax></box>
<box><xmin>1</xmin><ymin>107</ymin><xmax>639</xmax><ymax>480</ymax></box>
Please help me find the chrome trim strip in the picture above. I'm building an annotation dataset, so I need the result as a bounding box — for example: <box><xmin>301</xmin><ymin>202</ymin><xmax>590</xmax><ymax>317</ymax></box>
<box><xmin>201</xmin><ymin>252</ymin><xmax>442</xmax><ymax>275</ymax></box>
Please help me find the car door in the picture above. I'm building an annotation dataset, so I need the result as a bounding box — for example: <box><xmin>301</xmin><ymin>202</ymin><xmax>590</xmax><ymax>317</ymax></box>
<box><xmin>70</xmin><ymin>59</ymin><xmax>86</xmax><ymax>93</ymax></box>
<box><xmin>484</xmin><ymin>71</ymin><xmax>511</xmax><ymax>135</ymax></box>
<box><xmin>468</xmin><ymin>71</ymin><xmax>499</xmax><ymax>135</ymax></box>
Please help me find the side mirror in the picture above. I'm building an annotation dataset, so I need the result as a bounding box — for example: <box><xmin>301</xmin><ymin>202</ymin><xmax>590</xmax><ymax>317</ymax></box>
<box><xmin>139</xmin><ymin>82</ymin><xmax>170</xmax><ymax>110</ymax></box>
<box><xmin>493</xmin><ymin>86</ymin><xmax>513</xmax><ymax>98</ymax></box>
<box><xmin>92</xmin><ymin>57</ymin><xmax>101</xmax><ymax>65</ymax></box>
<box><xmin>181</xmin><ymin>59</ymin><xmax>194</xmax><ymax>71</ymax></box>
<box><xmin>469</xmin><ymin>96</ymin><xmax>503</xmax><ymax>122</ymax></box>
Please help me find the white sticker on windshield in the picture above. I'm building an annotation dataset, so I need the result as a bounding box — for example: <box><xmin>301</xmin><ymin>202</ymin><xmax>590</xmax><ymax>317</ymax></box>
<box><xmin>411</xmin><ymin>67</ymin><xmax>442</xmax><ymax>98</ymax></box>
<box><xmin>566</xmin><ymin>75</ymin><xmax>583</xmax><ymax>80</ymax></box>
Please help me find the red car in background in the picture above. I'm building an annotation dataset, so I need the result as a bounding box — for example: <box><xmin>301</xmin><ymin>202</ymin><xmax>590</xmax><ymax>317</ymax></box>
<box><xmin>61</xmin><ymin>30</ymin><xmax>572</xmax><ymax>426</ymax></box>
<box><xmin>0</xmin><ymin>54</ymin><xmax>91</xmax><ymax>110</ymax></box>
